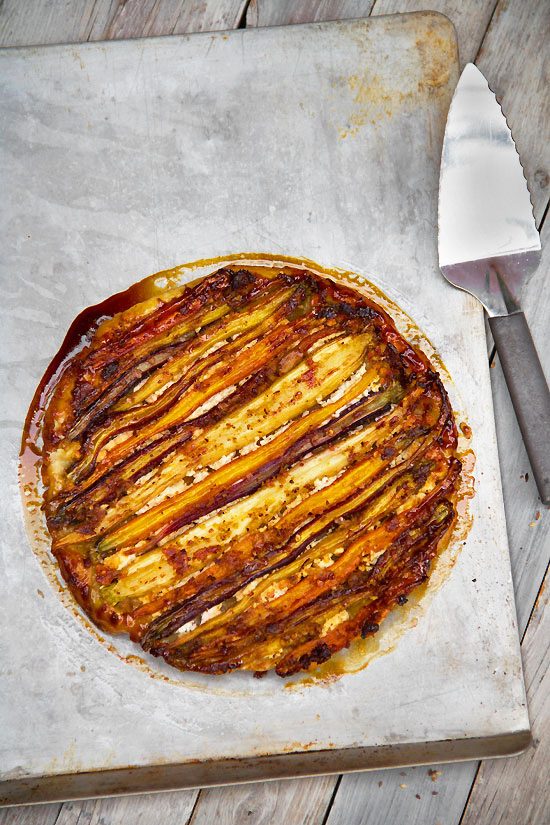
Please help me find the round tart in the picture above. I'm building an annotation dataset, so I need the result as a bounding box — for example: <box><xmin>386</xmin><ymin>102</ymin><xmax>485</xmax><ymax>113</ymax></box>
<box><xmin>39</xmin><ymin>263</ymin><xmax>462</xmax><ymax>677</ymax></box>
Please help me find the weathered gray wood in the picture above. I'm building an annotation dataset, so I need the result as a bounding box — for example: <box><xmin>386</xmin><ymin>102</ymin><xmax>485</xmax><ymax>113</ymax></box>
<box><xmin>52</xmin><ymin>791</ymin><xmax>199</xmax><ymax>825</ymax></box>
<box><xmin>461</xmin><ymin>569</ymin><xmax>550</xmax><ymax>825</ymax></box>
<box><xmin>476</xmin><ymin>0</ymin><xmax>550</xmax><ymax>226</ymax></box>
<box><xmin>371</xmin><ymin>0</ymin><xmax>497</xmax><ymax>66</ymax></box>
<box><xmin>0</xmin><ymin>805</ymin><xmax>61</xmax><ymax>825</ymax></box>
<box><xmin>327</xmin><ymin>762</ymin><xmax>481</xmax><ymax>825</ymax></box>
<box><xmin>0</xmin><ymin>0</ymin><xmax>120</xmax><ymax>46</ymax></box>
<box><xmin>0</xmin><ymin>4</ymin><xmax>547</xmax><ymax>825</ymax></box>
<box><xmin>107</xmin><ymin>0</ymin><xmax>248</xmax><ymax>39</ymax></box>
<box><xmin>490</xmin><ymin>219</ymin><xmax>550</xmax><ymax>633</ymax></box>
<box><xmin>246</xmin><ymin>0</ymin><xmax>375</xmax><ymax>28</ymax></box>
<box><xmin>0</xmin><ymin>0</ymin><xmax>249</xmax><ymax>47</ymax></box>
<box><xmin>189</xmin><ymin>776</ymin><xmax>337</xmax><ymax>825</ymax></box>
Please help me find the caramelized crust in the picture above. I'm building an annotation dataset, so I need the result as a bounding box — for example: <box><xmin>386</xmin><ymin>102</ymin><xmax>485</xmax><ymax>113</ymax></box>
<box><xmin>41</xmin><ymin>265</ymin><xmax>462</xmax><ymax>677</ymax></box>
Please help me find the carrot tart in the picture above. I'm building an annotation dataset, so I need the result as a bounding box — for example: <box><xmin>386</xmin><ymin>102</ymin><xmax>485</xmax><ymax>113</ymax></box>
<box><xmin>40</xmin><ymin>264</ymin><xmax>461</xmax><ymax>677</ymax></box>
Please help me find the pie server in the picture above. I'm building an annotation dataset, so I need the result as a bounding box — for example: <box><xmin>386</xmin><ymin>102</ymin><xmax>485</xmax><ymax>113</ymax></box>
<box><xmin>438</xmin><ymin>63</ymin><xmax>550</xmax><ymax>504</ymax></box>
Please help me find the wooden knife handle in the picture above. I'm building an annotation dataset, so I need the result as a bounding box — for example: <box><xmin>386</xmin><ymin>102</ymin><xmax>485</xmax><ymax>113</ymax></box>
<box><xmin>489</xmin><ymin>311</ymin><xmax>550</xmax><ymax>504</ymax></box>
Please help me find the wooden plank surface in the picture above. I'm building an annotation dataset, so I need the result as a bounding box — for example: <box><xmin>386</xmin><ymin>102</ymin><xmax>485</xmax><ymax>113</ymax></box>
<box><xmin>189</xmin><ymin>776</ymin><xmax>337</xmax><ymax>825</ymax></box>
<box><xmin>0</xmin><ymin>0</ymin><xmax>548</xmax><ymax>823</ymax></box>
<box><xmin>0</xmin><ymin>0</ymin><xmax>120</xmax><ymax>46</ymax></box>
<box><xmin>0</xmin><ymin>0</ymin><xmax>249</xmax><ymax>47</ymax></box>
<box><xmin>0</xmin><ymin>805</ymin><xmax>61</xmax><ymax>825</ymax></box>
<box><xmin>53</xmin><ymin>792</ymin><xmax>199</xmax><ymax>825</ymax></box>
<box><xmin>246</xmin><ymin>0</ymin><xmax>375</xmax><ymax>27</ymax></box>
<box><xmin>461</xmin><ymin>568</ymin><xmax>550</xmax><ymax>825</ymax></box>
<box><xmin>327</xmin><ymin>762</ymin><xmax>480</xmax><ymax>825</ymax></box>
<box><xmin>106</xmin><ymin>0</ymin><xmax>248</xmax><ymax>39</ymax></box>
<box><xmin>475</xmin><ymin>0</ymin><xmax>550</xmax><ymax>226</ymax></box>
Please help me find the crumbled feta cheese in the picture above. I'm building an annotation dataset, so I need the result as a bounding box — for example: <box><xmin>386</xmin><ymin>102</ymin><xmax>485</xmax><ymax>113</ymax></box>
<box><xmin>260</xmin><ymin>582</ymin><xmax>288</xmax><ymax>603</ymax></box>
<box><xmin>48</xmin><ymin>443</ymin><xmax>80</xmax><ymax>476</ymax></box>
<box><xmin>208</xmin><ymin>451</ymin><xmax>236</xmax><ymax>470</ymax></box>
<box><xmin>321</xmin><ymin>609</ymin><xmax>349</xmax><ymax>636</ymax></box>
<box><xmin>318</xmin><ymin>363</ymin><xmax>367</xmax><ymax>406</ymax></box>
<box><xmin>191</xmin><ymin>383</ymin><xmax>236</xmax><ymax>418</ymax></box>
<box><xmin>313</xmin><ymin>475</ymin><xmax>332</xmax><ymax>492</ymax></box>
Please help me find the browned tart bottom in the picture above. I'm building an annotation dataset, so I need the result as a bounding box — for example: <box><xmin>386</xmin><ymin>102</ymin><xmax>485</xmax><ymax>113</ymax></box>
<box><xmin>40</xmin><ymin>265</ymin><xmax>462</xmax><ymax>677</ymax></box>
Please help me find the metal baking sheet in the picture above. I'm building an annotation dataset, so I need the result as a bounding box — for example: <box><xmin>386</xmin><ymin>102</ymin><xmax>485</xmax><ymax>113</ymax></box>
<box><xmin>0</xmin><ymin>13</ymin><xmax>529</xmax><ymax>806</ymax></box>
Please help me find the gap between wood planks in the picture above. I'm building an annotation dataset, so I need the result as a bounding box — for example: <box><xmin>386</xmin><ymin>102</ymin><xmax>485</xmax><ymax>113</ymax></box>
<box><xmin>320</xmin><ymin>775</ymin><xmax>343</xmax><ymax>825</ymax></box>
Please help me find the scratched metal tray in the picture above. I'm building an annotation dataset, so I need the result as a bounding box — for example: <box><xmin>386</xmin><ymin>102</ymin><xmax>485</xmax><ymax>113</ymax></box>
<box><xmin>0</xmin><ymin>14</ymin><xmax>529</xmax><ymax>807</ymax></box>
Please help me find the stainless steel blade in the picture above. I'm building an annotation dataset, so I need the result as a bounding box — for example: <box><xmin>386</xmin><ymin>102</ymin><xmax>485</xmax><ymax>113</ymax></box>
<box><xmin>439</xmin><ymin>63</ymin><xmax>550</xmax><ymax>503</ymax></box>
<box><xmin>438</xmin><ymin>62</ymin><xmax>541</xmax><ymax>317</ymax></box>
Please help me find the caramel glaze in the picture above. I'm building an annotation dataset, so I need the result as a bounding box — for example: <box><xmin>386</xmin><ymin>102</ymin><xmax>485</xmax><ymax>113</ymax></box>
<box><xmin>24</xmin><ymin>261</ymin><xmax>462</xmax><ymax>678</ymax></box>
